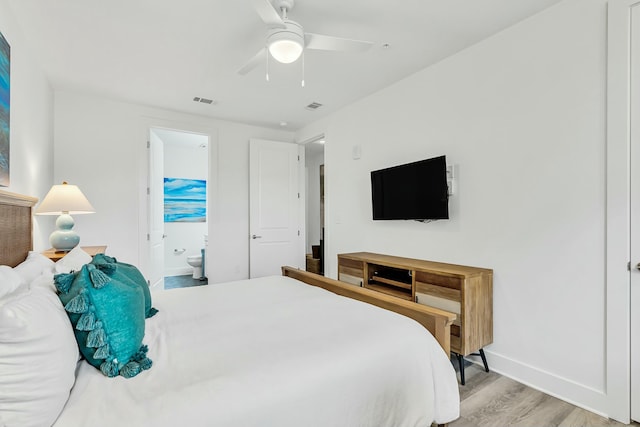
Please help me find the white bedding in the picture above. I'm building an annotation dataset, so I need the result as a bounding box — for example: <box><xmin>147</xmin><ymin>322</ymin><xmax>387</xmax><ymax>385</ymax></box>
<box><xmin>53</xmin><ymin>275</ymin><xmax>459</xmax><ymax>427</ymax></box>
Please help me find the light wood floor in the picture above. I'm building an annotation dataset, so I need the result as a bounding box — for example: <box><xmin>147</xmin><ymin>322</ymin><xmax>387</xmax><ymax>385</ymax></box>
<box><xmin>449</xmin><ymin>359</ymin><xmax>637</xmax><ymax>427</ymax></box>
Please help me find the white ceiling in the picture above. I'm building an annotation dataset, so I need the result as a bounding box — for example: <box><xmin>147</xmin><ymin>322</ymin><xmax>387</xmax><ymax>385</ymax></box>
<box><xmin>6</xmin><ymin>0</ymin><xmax>563</xmax><ymax>131</ymax></box>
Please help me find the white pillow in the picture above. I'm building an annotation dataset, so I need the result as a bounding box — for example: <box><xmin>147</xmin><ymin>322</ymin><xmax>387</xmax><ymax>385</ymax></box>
<box><xmin>0</xmin><ymin>266</ymin><xmax>24</xmax><ymax>300</ymax></box>
<box><xmin>54</xmin><ymin>246</ymin><xmax>92</xmax><ymax>274</ymax></box>
<box><xmin>0</xmin><ymin>273</ymin><xmax>78</xmax><ymax>427</ymax></box>
<box><xmin>13</xmin><ymin>252</ymin><xmax>54</xmax><ymax>284</ymax></box>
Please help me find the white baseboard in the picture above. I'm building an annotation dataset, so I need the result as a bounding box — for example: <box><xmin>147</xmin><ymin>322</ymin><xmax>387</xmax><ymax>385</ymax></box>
<box><xmin>479</xmin><ymin>350</ymin><xmax>609</xmax><ymax>418</ymax></box>
<box><xmin>164</xmin><ymin>267</ymin><xmax>192</xmax><ymax>277</ymax></box>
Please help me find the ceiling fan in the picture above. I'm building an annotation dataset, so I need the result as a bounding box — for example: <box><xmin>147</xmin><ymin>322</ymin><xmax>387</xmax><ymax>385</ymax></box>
<box><xmin>238</xmin><ymin>0</ymin><xmax>374</xmax><ymax>76</ymax></box>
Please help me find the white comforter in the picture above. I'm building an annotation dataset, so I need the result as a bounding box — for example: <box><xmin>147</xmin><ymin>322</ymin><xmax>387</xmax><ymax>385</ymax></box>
<box><xmin>53</xmin><ymin>275</ymin><xmax>459</xmax><ymax>427</ymax></box>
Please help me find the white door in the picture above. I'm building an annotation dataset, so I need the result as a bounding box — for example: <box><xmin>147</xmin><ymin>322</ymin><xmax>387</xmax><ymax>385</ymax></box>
<box><xmin>631</xmin><ymin>4</ymin><xmax>640</xmax><ymax>421</ymax></box>
<box><xmin>148</xmin><ymin>130</ymin><xmax>165</xmax><ymax>289</ymax></box>
<box><xmin>249</xmin><ymin>139</ymin><xmax>303</xmax><ymax>278</ymax></box>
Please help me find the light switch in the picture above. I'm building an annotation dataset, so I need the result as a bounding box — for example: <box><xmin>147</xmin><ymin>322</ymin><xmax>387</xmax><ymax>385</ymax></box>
<box><xmin>352</xmin><ymin>145</ymin><xmax>361</xmax><ymax>160</ymax></box>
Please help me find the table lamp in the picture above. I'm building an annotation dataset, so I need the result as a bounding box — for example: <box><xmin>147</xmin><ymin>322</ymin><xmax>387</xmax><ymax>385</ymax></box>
<box><xmin>35</xmin><ymin>181</ymin><xmax>95</xmax><ymax>251</ymax></box>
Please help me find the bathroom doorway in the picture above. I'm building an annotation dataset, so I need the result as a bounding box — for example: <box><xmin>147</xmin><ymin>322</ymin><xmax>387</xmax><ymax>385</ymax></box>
<box><xmin>148</xmin><ymin>127</ymin><xmax>210</xmax><ymax>290</ymax></box>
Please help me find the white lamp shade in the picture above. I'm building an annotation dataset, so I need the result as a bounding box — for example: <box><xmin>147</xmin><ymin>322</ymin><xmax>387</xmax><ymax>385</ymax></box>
<box><xmin>35</xmin><ymin>182</ymin><xmax>95</xmax><ymax>215</ymax></box>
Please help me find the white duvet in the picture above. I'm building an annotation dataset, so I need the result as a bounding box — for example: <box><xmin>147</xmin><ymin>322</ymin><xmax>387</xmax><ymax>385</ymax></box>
<box><xmin>53</xmin><ymin>275</ymin><xmax>459</xmax><ymax>427</ymax></box>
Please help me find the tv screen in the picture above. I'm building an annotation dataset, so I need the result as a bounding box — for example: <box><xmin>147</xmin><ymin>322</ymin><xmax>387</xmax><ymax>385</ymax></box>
<box><xmin>371</xmin><ymin>155</ymin><xmax>449</xmax><ymax>221</ymax></box>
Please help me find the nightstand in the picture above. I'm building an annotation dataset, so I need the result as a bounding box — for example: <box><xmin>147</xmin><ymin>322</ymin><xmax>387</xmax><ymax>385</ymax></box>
<box><xmin>42</xmin><ymin>245</ymin><xmax>108</xmax><ymax>261</ymax></box>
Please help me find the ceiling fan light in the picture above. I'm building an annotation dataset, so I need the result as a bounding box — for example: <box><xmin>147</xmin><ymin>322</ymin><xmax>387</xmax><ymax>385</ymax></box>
<box><xmin>269</xmin><ymin>38</ymin><xmax>303</xmax><ymax>63</ymax></box>
<box><xmin>266</xmin><ymin>21</ymin><xmax>304</xmax><ymax>64</ymax></box>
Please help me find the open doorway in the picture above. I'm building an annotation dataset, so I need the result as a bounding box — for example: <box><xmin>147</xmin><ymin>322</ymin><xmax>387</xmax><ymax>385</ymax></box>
<box><xmin>148</xmin><ymin>127</ymin><xmax>210</xmax><ymax>290</ymax></box>
<box><xmin>304</xmin><ymin>136</ymin><xmax>325</xmax><ymax>275</ymax></box>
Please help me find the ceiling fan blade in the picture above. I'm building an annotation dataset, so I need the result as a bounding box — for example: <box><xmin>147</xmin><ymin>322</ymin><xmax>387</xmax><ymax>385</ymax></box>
<box><xmin>252</xmin><ymin>0</ymin><xmax>286</xmax><ymax>28</ymax></box>
<box><xmin>305</xmin><ymin>33</ymin><xmax>373</xmax><ymax>52</ymax></box>
<box><xmin>238</xmin><ymin>48</ymin><xmax>267</xmax><ymax>75</ymax></box>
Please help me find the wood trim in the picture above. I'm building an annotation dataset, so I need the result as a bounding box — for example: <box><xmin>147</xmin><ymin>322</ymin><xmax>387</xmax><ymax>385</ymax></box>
<box><xmin>0</xmin><ymin>189</ymin><xmax>38</xmax><ymax>207</ymax></box>
<box><xmin>339</xmin><ymin>251</ymin><xmax>492</xmax><ymax>276</ymax></box>
<box><xmin>282</xmin><ymin>266</ymin><xmax>456</xmax><ymax>356</ymax></box>
<box><xmin>41</xmin><ymin>245</ymin><xmax>108</xmax><ymax>261</ymax></box>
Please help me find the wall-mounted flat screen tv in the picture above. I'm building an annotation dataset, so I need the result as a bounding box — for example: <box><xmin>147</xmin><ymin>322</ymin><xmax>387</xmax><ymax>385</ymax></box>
<box><xmin>371</xmin><ymin>155</ymin><xmax>449</xmax><ymax>221</ymax></box>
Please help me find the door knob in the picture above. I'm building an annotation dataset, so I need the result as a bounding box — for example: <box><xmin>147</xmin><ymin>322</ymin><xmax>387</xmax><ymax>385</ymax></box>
<box><xmin>251</xmin><ymin>234</ymin><xmax>262</xmax><ymax>239</ymax></box>
<box><xmin>636</xmin><ymin>262</ymin><xmax>640</xmax><ymax>271</ymax></box>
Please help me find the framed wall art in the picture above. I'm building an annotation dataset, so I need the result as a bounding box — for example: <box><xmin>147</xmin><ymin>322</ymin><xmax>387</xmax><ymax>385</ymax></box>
<box><xmin>0</xmin><ymin>31</ymin><xmax>9</xmax><ymax>187</ymax></box>
<box><xmin>164</xmin><ymin>177</ymin><xmax>206</xmax><ymax>223</ymax></box>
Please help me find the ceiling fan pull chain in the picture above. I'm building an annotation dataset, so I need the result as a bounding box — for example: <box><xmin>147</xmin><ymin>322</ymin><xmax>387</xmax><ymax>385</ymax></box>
<box><xmin>266</xmin><ymin>48</ymin><xmax>270</xmax><ymax>82</ymax></box>
<box><xmin>301</xmin><ymin>50</ymin><xmax>305</xmax><ymax>88</ymax></box>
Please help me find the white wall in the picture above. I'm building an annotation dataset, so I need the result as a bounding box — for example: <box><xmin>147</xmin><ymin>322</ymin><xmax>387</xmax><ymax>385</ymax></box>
<box><xmin>298</xmin><ymin>0</ymin><xmax>611</xmax><ymax>417</ymax></box>
<box><xmin>54</xmin><ymin>91</ymin><xmax>295</xmax><ymax>283</ymax></box>
<box><xmin>0</xmin><ymin>0</ymin><xmax>54</xmax><ymax>251</ymax></box>
<box><xmin>161</xmin><ymin>133</ymin><xmax>208</xmax><ymax>277</ymax></box>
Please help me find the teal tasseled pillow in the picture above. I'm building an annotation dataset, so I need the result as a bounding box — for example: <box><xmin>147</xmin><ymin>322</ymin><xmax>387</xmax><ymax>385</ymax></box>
<box><xmin>90</xmin><ymin>254</ymin><xmax>158</xmax><ymax>319</ymax></box>
<box><xmin>54</xmin><ymin>264</ymin><xmax>152</xmax><ymax>378</ymax></box>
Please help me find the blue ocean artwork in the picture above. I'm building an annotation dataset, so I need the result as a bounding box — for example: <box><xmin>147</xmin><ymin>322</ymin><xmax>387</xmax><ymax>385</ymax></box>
<box><xmin>0</xmin><ymin>31</ymin><xmax>9</xmax><ymax>187</ymax></box>
<box><xmin>164</xmin><ymin>177</ymin><xmax>207</xmax><ymax>223</ymax></box>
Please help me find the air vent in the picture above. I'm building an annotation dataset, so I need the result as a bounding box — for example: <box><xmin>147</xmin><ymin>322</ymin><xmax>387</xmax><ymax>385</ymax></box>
<box><xmin>305</xmin><ymin>102</ymin><xmax>323</xmax><ymax>111</ymax></box>
<box><xmin>193</xmin><ymin>97</ymin><xmax>216</xmax><ymax>105</ymax></box>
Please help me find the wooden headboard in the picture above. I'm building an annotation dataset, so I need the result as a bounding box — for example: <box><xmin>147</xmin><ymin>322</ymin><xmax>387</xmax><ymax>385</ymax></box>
<box><xmin>0</xmin><ymin>190</ymin><xmax>38</xmax><ymax>267</ymax></box>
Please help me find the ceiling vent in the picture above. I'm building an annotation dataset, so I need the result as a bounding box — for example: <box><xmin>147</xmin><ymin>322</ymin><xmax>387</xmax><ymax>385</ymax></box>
<box><xmin>305</xmin><ymin>102</ymin><xmax>323</xmax><ymax>111</ymax></box>
<box><xmin>193</xmin><ymin>97</ymin><xmax>216</xmax><ymax>105</ymax></box>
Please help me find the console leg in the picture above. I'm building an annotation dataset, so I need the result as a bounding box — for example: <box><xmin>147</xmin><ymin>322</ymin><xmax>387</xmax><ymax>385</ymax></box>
<box><xmin>479</xmin><ymin>348</ymin><xmax>489</xmax><ymax>372</ymax></box>
<box><xmin>457</xmin><ymin>353</ymin><xmax>465</xmax><ymax>385</ymax></box>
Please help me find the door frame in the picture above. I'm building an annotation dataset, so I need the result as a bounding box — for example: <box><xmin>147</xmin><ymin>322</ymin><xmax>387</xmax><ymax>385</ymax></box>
<box><xmin>606</xmin><ymin>0</ymin><xmax>638</xmax><ymax>422</ymax></box>
<box><xmin>301</xmin><ymin>134</ymin><xmax>326</xmax><ymax>275</ymax></box>
<box><xmin>137</xmin><ymin>117</ymin><xmax>218</xmax><ymax>287</ymax></box>
<box><xmin>147</xmin><ymin>129</ymin><xmax>165</xmax><ymax>290</ymax></box>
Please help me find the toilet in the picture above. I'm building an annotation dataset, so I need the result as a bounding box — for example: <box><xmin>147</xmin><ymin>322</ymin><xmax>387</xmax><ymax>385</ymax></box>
<box><xmin>186</xmin><ymin>254</ymin><xmax>203</xmax><ymax>279</ymax></box>
<box><xmin>185</xmin><ymin>236</ymin><xmax>208</xmax><ymax>280</ymax></box>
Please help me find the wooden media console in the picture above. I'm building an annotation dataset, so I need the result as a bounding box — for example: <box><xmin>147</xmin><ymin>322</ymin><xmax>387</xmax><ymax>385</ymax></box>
<box><xmin>338</xmin><ymin>252</ymin><xmax>493</xmax><ymax>384</ymax></box>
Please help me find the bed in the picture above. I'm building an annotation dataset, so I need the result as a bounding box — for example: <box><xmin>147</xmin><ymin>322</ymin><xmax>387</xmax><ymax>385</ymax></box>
<box><xmin>0</xmin><ymin>189</ymin><xmax>460</xmax><ymax>427</ymax></box>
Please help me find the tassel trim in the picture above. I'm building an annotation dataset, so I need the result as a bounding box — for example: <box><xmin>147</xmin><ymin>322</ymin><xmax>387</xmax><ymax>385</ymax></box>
<box><xmin>86</xmin><ymin>321</ymin><xmax>106</xmax><ymax>347</ymax></box>
<box><xmin>132</xmin><ymin>345</ymin><xmax>148</xmax><ymax>361</ymax></box>
<box><xmin>65</xmin><ymin>291</ymin><xmax>88</xmax><ymax>313</ymax></box>
<box><xmin>86</xmin><ymin>264</ymin><xmax>111</xmax><ymax>288</ymax></box>
<box><xmin>93</xmin><ymin>253</ymin><xmax>118</xmax><ymax>265</ymax></box>
<box><xmin>139</xmin><ymin>357</ymin><xmax>153</xmax><ymax>371</ymax></box>
<box><xmin>100</xmin><ymin>359</ymin><xmax>120</xmax><ymax>378</ymax></box>
<box><xmin>95</xmin><ymin>262</ymin><xmax>116</xmax><ymax>275</ymax></box>
<box><xmin>103</xmin><ymin>254</ymin><xmax>118</xmax><ymax>263</ymax></box>
<box><xmin>54</xmin><ymin>272</ymin><xmax>76</xmax><ymax>294</ymax></box>
<box><xmin>93</xmin><ymin>344</ymin><xmax>110</xmax><ymax>360</ymax></box>
<box><xmin>120</xmin><ymin>361</ymin><xmax>141</xmax><ymax>378</ymax></box>
<box><xmin>91</xmin><ymin>254</ymin><xmax>117</xmax><ymax>275</ymax></box>
<box><xmin>76</xmin><ymin>311</ymin><xmax>96</xmax><ymax>331</ymax></box>
<box><xmin>98</xmin><ymin>346</ymin><xmax>153</xmax><ymax>379</ymax></box>
<box><xmin>132</xmin><ymin>344</ymin><xmax>153</xmax><ymax>371</ymax></box>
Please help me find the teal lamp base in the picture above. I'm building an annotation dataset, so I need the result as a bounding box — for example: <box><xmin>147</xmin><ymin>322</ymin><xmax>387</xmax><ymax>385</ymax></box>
<box><xmin>50</xmin><ymin>213</ymin><xmax>80</xmax><ymax>251</ymax></box>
